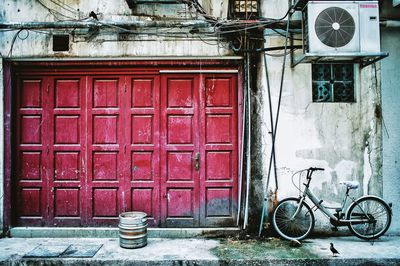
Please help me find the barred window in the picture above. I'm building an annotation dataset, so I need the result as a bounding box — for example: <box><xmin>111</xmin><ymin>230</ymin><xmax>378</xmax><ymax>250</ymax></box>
<box><xmin>312</xmin><ymin>64</ymin><xmax>355</xmax><ymax>102</ymax></box>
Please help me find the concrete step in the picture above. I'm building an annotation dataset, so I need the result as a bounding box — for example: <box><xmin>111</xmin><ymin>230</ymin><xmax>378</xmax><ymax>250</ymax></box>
<box><xmin>10</xmin><ymin>227</ymin><xmax>240</xmax><ymax>238</ymax></box>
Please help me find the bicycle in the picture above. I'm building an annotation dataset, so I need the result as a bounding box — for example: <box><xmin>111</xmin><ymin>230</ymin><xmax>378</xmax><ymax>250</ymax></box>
<box><xmin>272</xmin><ymin>167</ymin><xmax>392</xmax><ymax>241</ymax></box>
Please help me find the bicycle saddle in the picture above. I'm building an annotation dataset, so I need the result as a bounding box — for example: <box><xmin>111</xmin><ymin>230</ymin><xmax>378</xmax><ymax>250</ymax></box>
<box><xmin>340</xmin><ymin>181</ymin><xmax>359</xmax><ymax>190</ymax></box>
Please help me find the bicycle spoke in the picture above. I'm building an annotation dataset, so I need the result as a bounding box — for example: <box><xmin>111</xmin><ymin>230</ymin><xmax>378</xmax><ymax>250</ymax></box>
<box><xmin>273</xmin><ymin>199</ymin><xmax>314</xmax><ymax>240</ymax></box>
<box><xmin>348</xmin><ymin>197</ymin><xmax>391</xmax><ymax>239</ymax></box>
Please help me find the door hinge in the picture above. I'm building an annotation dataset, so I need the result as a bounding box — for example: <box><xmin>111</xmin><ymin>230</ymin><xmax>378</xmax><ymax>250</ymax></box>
<box><xmin>124</xmin><ymin>83</ymin><xmax>127</xmax><ymax>93</ymax></box>
<box><xmin>46</xmin><ymin>84</ymin><xmax>49</xmax><ymax>94</ymax></box>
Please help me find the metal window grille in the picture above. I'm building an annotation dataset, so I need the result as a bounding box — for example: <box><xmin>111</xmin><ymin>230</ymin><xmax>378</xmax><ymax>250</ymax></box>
<box><xmin>312</xmin><ymin>64</ymin><xmax>355</xmax><ymax>103</ymax></box>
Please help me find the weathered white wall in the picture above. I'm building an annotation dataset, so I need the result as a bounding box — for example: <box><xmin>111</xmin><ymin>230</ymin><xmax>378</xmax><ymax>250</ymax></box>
<box><xmin>381</xmin><ymin>28</ymin><xmax>400</xmax><ymax>234</ymax></box>
<box><xmin>255</xmin><ymin>1</ymin><xmax>383</xmax><ymax>230</ymax></box>
<box><xmin>0</xmin><ymin>0</ymin><xmax>232</xmax><ymax>57</ymax></box>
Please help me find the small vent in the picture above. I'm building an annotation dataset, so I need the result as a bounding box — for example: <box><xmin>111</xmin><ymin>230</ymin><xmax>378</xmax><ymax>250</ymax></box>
<box><xmin>53</xmin><ymin>35</ymin><xmax>69</xmax><ymax>52</ymax></box>
<box><xmin>315</xmin><ymin>7</ymin><xmax>355</xmax><ymax>48</ymax></box>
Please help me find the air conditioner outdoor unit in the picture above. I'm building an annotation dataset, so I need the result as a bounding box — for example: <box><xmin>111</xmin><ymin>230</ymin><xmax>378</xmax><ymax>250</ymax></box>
<box><xmin>305</xmin><ymin>1</ymin><xmax>380</xmax><ymax>54</ymax></box>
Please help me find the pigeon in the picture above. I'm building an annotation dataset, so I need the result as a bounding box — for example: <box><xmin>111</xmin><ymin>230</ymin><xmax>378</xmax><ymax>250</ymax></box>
<box><xmin>330</xmin><ymin>243</ymin><xmax>340</xmax><ymax>257</ymax></box>
<box><xmin>89</xmin><ymin>11</ymin><xmax>98</xmax><ymax>20</ymax></box>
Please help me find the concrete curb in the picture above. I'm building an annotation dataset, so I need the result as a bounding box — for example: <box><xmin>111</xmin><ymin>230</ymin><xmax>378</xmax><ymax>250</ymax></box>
<box><xmin>1</xmin><ymin>258</ymin><xmax>400</xmax><ymax>266</ymax></box>
<box><xmin>10</xmin><ymin>227</ymin><xmax>240</xmax><ymax>238</ymax></box>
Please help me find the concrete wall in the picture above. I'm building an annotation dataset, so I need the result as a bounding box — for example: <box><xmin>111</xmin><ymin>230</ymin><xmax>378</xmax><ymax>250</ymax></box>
<box><xmin>381</xmin><ymin>28</ymin><xmax>400</xmax><ymax>234</ymax></box>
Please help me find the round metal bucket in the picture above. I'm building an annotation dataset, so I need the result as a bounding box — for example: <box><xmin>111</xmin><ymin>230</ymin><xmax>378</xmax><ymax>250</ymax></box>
<box><xmin>119</xmin><ymin>212</ymin><xmax>147</xmax><ymax>249</ymax></box>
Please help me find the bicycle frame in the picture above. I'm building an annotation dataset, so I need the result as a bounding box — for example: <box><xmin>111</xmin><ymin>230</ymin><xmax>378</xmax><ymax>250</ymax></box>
<box><xmin>292</xmin><ymin>169</ymin><xmax>371</xmax><ymax>226</ymax></box>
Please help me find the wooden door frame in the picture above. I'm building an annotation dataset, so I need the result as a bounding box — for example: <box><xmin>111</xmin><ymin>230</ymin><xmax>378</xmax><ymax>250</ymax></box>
<box><xmin>3</xmin><ymin>59</ymin><xmax>244</xmax><ymax>232</ymax></box>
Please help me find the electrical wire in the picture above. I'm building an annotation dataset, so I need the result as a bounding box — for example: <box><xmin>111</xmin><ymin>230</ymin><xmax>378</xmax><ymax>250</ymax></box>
<box><xmin>37</xmin><ymin>0</ymin><xmax>77</xmax><ymax>20</ymax></box>
<box><xmin>48</xmin><ymin>0</ymin><xmax>78</xmax><ymax>15</ymax></box>
<box><xmin>271</xmin><ymin>28</ymin><xmax>302</xmax><ymax>40</ymax></box>
<box><xmin>7</xmin><ymin>29</ymin><xmax>29</xmax><ymax>57</ymax></box>
<box><xmin>5</xmin><ymin>1</ymin><xmax>299</xmax><ymax>52</ymax></box>
<box><xmin>214</xmin><ymin>20</ymin><xmax>284</xmax><ymax>35</ymax></box>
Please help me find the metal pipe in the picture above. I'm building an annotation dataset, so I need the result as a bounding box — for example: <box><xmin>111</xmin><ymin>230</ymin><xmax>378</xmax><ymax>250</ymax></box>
<box><xmin>243</xmin><ymin>52</ymin><xmax>251</xmax><ymax>229</ymax></box>
<box><xmin>0</xmin><ymin>20</ymin><xmax>211</xmax><ymax>30</ymax></box>
<box><xmin>237</xmin><ymin>80</ymin><xmax>246</xmax><ymax>226</ymax></box>
<box><xmin>380</xmin><ymin>20</ymin><xmax>400</xmax><ymax>28</ymax></box>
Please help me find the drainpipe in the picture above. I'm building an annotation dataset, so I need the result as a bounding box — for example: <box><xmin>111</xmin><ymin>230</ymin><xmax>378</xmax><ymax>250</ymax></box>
<box><xmin>237</xmin><ymin>82</ymin><xmax>246</xmax><ymax>226</ymax></box>
<box><xmin>243</xmin><ymin>52</ymin><xmax>252</xmax><ymax>229</ymax></box>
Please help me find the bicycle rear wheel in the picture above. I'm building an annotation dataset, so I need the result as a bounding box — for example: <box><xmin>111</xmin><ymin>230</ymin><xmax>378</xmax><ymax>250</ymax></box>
<box><xmin>272</xmin><ymin>197</ymin><xmax>315</xmax><ymax>241</ymax></box>
<box><xmin>347</xmin><ymin>196</ymin><xmax>391</xmax><ymax>240</ymax></box>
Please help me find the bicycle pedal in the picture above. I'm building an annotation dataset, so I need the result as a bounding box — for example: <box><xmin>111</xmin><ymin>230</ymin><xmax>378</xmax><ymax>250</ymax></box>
<box><xmin>331</xmin><ymin>227</ymin><xmax>338</xmax><ymax>232</ymax></box>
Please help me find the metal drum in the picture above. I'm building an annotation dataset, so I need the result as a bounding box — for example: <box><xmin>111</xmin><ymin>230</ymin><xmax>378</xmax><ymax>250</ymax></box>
<box><xmin>119</xmin><ymin>212</ymin><xmax>147</xmax><ymax>249</ymax></box>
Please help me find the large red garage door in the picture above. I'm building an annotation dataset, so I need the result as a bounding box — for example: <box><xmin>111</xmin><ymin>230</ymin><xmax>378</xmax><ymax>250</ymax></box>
<box><xmin>13</xmin><ymin>65</ymin><xmax>239</xmax><ymax>227</ymax></box>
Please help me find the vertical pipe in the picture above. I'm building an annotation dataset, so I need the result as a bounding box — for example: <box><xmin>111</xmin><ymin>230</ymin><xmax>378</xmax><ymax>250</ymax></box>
<box><xmin>258</xmin><ymin>49</ymin><xmax>276</xmax><ymax>236</ymax></box>
<box><xmin>243</xmin><ymin>52</ymin><xmax>251</xmax><ymax>229</ymax></box>
<box><xmin>237</xmin><ymin>83</ymin><xmax>246</xmax><ymax>226</ymax></box>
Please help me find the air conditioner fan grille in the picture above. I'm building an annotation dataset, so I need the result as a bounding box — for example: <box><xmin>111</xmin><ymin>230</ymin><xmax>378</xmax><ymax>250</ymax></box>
<box><xmin>315</xmin><ymin>7</ymin><xmax>355</xmax><ymax>48</ymax></box>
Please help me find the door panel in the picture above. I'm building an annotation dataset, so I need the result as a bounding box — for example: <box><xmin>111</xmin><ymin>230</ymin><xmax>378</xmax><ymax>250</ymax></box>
<box><xmin>48</xmin><ymin>77</ymin><xmax>86</xmax><ymax>226</ymax></box>
<box><xmin>160</xmin><ymin>75</ymin><xmax>200</xmax><ymax>227</ymax></box>
<box><xmin>86</xmin><ymin>76</ymin><xmax>125</xmax><ymax>225</ymax></box>
<box><xmin>15</xmin><ymin>77</ymin><xmax>49</xmax><ymax>226</ymax></box>
<box><xmin>126</xmin><ymin>75</ymin><xmax>160</xmax><ymax>226</ymax></box>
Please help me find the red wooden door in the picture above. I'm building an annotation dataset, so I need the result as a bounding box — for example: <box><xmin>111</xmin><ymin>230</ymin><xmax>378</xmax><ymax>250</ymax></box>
<box><xmin>160</xmin><ymin>74</ymin><xmax>201</xmax><ymax>227</ymax></box>
<box><xmin>15</xmin><ymin>75</ymin><xmax>87</xmax><ymax>226</ymax></box>
<box><xmin>200</xmin><ymin>74</ymin><xmax>238</xmax><ymax>227</ymax></box>
<box><xmin>160</xmin><ymin>73</ymin><xmax>238</xmax><ymax>227</ymax></box>
<box><xmin>13</xmin><ymin>67</ymin><xmax>238</xmax><ymax>228</ymax></box>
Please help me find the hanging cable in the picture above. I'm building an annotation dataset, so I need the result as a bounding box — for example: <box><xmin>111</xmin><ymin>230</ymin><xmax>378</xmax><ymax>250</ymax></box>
<box><xmin>258</xmin><ymin>18</ymin><xmax>291</xmax><ymax>236</ymax></box>
<box><xmin>258</xmin><ymin>45</ymin><xmax>276</xmax><ymax>236</ymax></box>
<box><xmin>272</xmin><ymin>18</ymin><xmax>290</xmax><ymax>190</ymax></box>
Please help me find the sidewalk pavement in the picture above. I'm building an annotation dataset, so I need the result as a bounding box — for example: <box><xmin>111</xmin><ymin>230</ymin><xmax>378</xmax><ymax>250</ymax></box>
<box><xmin>0</xmin><ymin>235</ymin><xmax>399</xmax><ymax>265</ymax></box>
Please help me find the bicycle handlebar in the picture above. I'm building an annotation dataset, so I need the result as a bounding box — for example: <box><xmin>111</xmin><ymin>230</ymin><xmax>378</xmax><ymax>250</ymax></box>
<box><xmin>309</xmin><ymin>167</ymin><xmax>325</xmax><ymax>171</ymax></box>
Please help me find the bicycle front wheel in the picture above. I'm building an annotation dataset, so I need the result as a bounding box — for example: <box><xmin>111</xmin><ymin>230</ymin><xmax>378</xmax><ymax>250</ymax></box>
<box><xmin>272</xmin><ymin>197</ymin><xmax>315</xmax><ymax>241</ymax></box>
<box><xmin>347</xmin><ymin>196</ymin><xmax>391</xmax><ymax>240</ymax></box>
